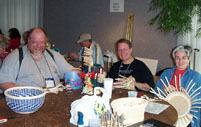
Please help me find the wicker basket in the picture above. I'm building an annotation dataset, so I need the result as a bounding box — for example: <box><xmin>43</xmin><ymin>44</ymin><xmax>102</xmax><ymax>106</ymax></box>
<box><xmin>111</xmin><ymin>97</ymin><xmax>148</xmax><ymax>126</ymax></box>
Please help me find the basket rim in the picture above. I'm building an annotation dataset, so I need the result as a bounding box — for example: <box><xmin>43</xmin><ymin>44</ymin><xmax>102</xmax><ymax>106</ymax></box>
<box><xmin>111</xmin><ymin>97</ymin><xmax>148</xmax><ymax>107</ymax></box>
<box><xmin>4</xmin><ymin>86</ymin><xmax>46</xmax><ymax>100</ymax></box>
<box><xmin>166</xmin><ymin>91</ymin><xmax>191</xmax><ymax>118</ymax></box>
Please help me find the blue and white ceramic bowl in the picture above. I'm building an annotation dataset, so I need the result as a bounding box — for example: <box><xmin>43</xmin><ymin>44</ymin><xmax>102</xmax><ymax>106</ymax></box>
<box><xmin>4</xmin><ymin>86</ymin><xmax>46</xmax><ymax>114</ymax></box>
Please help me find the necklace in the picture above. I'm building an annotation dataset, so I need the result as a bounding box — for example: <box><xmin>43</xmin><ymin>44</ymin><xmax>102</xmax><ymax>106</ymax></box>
<box><xmin>118</xmin><ymin>61</ymin><xmax>132</xmax><ymax>77</ymax></box>
<box><xmin>31</xmin><ymin>53</ymin><xmax>55</xmax><ymax>86</ymax></box>
<box><xmin>31</xmin><ymin>54</ymin><xmax>46</xmax><ymax>84</ymax></box>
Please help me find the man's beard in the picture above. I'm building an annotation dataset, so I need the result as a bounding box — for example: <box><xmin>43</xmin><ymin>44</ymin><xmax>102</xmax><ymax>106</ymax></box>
<box><xmin>33</xmin><ymin>50</ymin><xmax>43</xmax><ymax>56</ymax></box>
<box><xmin>31</xmin><ymin>49</ymin><xmax>45</xmax><ymax>61</ymax></box>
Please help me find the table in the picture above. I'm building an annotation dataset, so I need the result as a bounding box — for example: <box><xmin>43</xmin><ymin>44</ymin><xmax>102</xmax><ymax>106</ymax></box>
<box><xmin>0</xmin><ymin>88</ymin><xmax>177</xmax><ymax>127</ymax></box>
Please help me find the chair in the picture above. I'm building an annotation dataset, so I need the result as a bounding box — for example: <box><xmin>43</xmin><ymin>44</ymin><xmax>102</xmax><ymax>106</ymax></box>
<box><xmin>135</xmin><ymin>57</ymin><xmax>158</xmax><ymax>75</ymax></box>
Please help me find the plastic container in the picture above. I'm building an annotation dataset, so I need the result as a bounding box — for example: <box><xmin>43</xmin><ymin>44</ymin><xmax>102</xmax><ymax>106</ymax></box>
<box><xmin>64</xmin><ymin>70</ymin><xmax>83</xmax><ymax>90</ymax></box>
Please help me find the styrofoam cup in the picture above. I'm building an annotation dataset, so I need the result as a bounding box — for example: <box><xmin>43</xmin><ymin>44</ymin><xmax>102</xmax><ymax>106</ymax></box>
<box><xmin>104</xmin><ymin>78</ymin><xmax>113</xmax><ymax>99</ymax></box>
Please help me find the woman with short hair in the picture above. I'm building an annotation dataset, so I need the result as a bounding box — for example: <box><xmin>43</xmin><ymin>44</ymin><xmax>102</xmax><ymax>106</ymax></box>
<box><xmin>6</xmin><ymin>28</ymin><xmax>21</xmax><ymax>52</ymax></box>
<box><xmin>155</xmin><ymin>45</ymin><xmax>201</xmax><ymax>127</ymax></box>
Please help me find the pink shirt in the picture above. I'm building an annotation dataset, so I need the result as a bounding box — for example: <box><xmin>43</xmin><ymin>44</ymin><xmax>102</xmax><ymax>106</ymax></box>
<box><xmin>6</xmin><ymin>37</ymin><xmax>20</xmax><ymax>52</ymax></box>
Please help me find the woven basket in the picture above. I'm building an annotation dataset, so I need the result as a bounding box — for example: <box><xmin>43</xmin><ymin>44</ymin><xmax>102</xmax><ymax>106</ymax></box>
<box><xmin>111</xmin><ymin>97</ymin><xmax>148</xmax><ymax>126</ymax></box>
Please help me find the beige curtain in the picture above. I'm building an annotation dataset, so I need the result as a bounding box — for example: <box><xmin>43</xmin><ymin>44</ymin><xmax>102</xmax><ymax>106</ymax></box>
<box><xmin>177</xmin><ymin>13</ymin><xmax>201</xmax><ymax>73</ymax></box>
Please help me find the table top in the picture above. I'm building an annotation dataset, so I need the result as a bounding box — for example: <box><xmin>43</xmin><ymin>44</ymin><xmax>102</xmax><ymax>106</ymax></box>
<box><xmin>0</xmin><ymin>88</ymin><xmax>177</xmax><ymax>127</ymax></box>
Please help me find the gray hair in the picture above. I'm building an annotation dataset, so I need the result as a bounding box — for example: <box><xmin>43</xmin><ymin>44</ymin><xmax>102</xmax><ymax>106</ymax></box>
<box><xmin>172</xmin><ymin>45</ymin><xmax>192</xmax><ymax>58</ymax></box>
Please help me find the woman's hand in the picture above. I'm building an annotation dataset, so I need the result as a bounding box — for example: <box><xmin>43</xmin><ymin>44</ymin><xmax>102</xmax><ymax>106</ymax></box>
<box><xmin>113</xmin><ymin>75</ymin><xmax>136</xmax><ymax>90</ymax></box>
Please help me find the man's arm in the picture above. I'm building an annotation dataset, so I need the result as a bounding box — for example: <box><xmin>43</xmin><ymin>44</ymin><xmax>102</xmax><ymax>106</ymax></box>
<box><xmin>68</xmin><ymin>52</ymin><xmax>80</xmax><ymax>61</ymax></box>
<box><xmin>0</xmin><ymin>82</ymin><xmax>16</xmax><ymax>91</ymax></box>
<box><xmin>0</xmin><ymin>49</ymin><xmax>20</xmax><ymax>91</ymax></box>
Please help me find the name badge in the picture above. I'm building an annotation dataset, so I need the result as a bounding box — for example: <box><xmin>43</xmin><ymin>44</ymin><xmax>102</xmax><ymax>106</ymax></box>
<box><xmin>45</xmin><ymin>78</ymin><xmax>55</xmax><ymax>88</ymax></box>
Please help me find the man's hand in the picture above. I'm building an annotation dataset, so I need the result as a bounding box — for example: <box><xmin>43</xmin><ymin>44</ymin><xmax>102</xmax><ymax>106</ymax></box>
<box><xmin>83</xmin><ymin>55</ymin><xmax>93</xmax><ymax>66</ymax></box>
<box><xmin>164</xmin><ymin>85</ymin><xmax>176</xmax><ymax>93</ymax></box>
<box><xmin>82</xmin><ymin>47</ymin><xmax>93</xmax><ymax>66</ymax></box>
<box><xmin>0</xmin><ymin>82</ymin><xmax>16</xmax><ymax>91</ymax></box>
<box><xmin>97</xmin><ymin>72</ymin><xmax>106</xmax><ymax>83</ymax></box>
<box><xmin>83</xmin><ymin>47</ymin><xmax>92</xmax><ymax>56</ymax></box>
